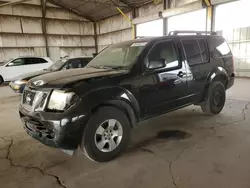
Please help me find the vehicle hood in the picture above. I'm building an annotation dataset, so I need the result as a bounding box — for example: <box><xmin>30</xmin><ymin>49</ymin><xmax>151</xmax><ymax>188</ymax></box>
<box><xmin>29</xmin><ymin>68</ymin><xmax>128</xmax><ymax>88</ymax></box>
<box><xmin>13</xmin><ymin>70</ymin><xmax>52</xmax><ymax>81</ymax></box>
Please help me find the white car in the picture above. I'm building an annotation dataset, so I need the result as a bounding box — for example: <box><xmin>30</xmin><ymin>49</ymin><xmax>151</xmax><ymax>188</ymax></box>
<box><xmin>0</xmin><ymin>57</ymin><xmax>54</xmax><ymax>84</ymax></box>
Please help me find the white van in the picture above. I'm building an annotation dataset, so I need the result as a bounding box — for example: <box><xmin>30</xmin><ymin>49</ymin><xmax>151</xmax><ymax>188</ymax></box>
<box><xmin>0</xmin><ymin>57</ymin><xmax>54</xmax><ymax>84</ymax></box>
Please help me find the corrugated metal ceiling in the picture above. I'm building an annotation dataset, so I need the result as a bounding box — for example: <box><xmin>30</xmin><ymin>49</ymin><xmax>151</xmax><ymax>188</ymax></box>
<box><xmin>48</xmin><ymin>0</ymin><xmax>153</xmax><ymax>21</ymax></box>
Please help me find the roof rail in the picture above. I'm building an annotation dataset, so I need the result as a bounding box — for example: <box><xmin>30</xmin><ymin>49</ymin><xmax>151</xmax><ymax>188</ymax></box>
<box><xmin>136</xmin><ymin>36</ymin><xmax>156</xmax><ymax>39</ymax></box>
<box><xmin>168</xmin><ymin>30</ymin><xmax>217</xmax><ymax>36</ymax></box>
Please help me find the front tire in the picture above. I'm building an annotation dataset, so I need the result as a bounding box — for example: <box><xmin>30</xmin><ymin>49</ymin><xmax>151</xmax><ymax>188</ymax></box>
<box><xmin>201</xmin><ymin>81</ymin><xmax>226</xmax><ymax>115</ymax></box>
<box><xmin>81</xmin><ymin>107</ymin><xmax>131</xmax><ymax>162</ymax></box>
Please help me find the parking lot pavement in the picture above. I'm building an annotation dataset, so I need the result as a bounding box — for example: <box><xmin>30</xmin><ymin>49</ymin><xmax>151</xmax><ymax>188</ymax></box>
<box><xmin>0</xmin><ymin>85</ymin><xmax>20</xmax><ymax>101</ymax></box>
<box><xmin>1</xmin><ymin>78</ymin><xmax>250</xmax><ymax>188</ymax></box>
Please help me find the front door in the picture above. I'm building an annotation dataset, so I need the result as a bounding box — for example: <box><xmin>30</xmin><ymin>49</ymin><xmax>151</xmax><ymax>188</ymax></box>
<box><xmin>138</xmin><ymin>40</ymin><xmax>188</xmax><ymax>118</ymax></box>
<box><xmin>4</xmin><ymin>58</ymin><xmax>26</xmax><ymax>81</ymax></box>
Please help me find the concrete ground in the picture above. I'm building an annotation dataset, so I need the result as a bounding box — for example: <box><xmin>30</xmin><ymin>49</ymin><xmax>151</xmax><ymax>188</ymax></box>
<box><xmin>0</xmin><ymin>78</ymin><xmax>250</xmax><ymax>188</ymax></box>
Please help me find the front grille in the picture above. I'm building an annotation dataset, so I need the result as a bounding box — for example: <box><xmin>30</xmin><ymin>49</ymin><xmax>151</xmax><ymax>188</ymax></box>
<box><xmin>20</xmin><ymin>112</ymin><xmax>55</xmax><ymax>140</ymax></box>
<box><xmin>26</xmin><ymin>121</ymin><xmax>55</xmax><ymax>140</ymax></box>
<box><xmin>22</xmin><ymin>88</ymin><xmax>50</xmax><ymax>112</ymax></box>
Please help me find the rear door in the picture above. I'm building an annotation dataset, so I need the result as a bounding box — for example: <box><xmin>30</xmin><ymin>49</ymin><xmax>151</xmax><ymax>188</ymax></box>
<box><xmin>26</xmin><ymin>57</ymin><xmax>51</xmax><ymax>71</ymax></box>
<box><xmin>181</xmin><ymin>38</ymin><xmax>210</xmax><ymax>101</ymax></box>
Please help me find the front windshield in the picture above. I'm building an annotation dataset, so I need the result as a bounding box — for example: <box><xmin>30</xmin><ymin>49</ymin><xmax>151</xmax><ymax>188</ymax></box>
<box><xmin>87</xmin><ymin>41</ymin><xmax>147</xmax><ymax>69</ymax></box>
<box><xmin>47</xmin><ymin>59</ymin><xmax>67</xmax><ymax>71</ymax></box>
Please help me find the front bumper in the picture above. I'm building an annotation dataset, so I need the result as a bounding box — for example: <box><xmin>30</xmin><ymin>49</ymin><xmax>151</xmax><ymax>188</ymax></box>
<box><xmin>19</xmin><ymin>105</ymin><xmax>88</xmax><ymax>150</ymax></box>
<box><xmin>9</xmin><ymin>82</ymin><xmax>25</xmax><ymax>93</ymax></box>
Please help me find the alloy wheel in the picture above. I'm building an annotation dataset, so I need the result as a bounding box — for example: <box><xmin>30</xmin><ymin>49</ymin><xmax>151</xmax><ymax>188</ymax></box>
<box><xmin>94</xmin><ymin>119</ymin><xmax>123</xmax><ymax>152</ymax></box>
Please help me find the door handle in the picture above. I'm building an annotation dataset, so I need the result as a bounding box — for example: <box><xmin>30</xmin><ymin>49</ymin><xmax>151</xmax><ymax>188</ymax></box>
<box><xmin>177</xmin><ymin>71</ymin><xmax>186</xmax><ymax>78</ymax></box>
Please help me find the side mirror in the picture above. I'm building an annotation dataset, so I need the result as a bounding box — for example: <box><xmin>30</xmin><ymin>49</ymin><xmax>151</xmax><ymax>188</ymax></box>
<box><xmin>148</xmin><ymin>59</ymin><xmax>165</xmax><ymax>70</ymax></box>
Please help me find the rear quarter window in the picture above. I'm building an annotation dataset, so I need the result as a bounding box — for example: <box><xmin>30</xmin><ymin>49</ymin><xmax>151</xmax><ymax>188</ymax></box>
<box><xmin>80</xmin><ymin>58</ymin><xmax>92</xmax><ymax>67</ymax></box>
<box><xmin>25</xmin><ymin>58</ymin><xmax>48</xmax><ymax>65</ymax></box>
<box><xmin>198</xmin><ymin>39</ymin><xmax>209</xmax><ymax>62</ymax></box>
<box><xmin>210</xmin><ymin>37</ymin><xmax>232</xmax><ymax>58</ymax></box>
<box><xmin>182</xmin><ymin>39</ymin><xmax>202</xmax><ymax>65</ymax></box>
<box><xmin>182</xmin><ymin>39</ymin><xmax>209</xmax><ymax>66</ymax></box>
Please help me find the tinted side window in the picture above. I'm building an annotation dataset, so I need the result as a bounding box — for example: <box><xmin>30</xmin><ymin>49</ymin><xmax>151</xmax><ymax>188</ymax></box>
<box><xmin>24</xmin><ymin>58</ymin><xmax>47</xmax><ymax>65</ymax></box>
<box><xmin>147</xmin><ymin>41</ymin><xmax>179</xmax><ymax>70</ymax></box>
<box><xmin>211</xmin><ymin>38</ymin><xmax>231</xmax><ymax>58</ymax></box>
<box><xmin>24</xmin><ymin>58</ymin><xmax>36</xmax><ymax>65</ymax></box>
<box><xmin>198</xmin><ymin>39</ymin><xmax>209</xmax><ymax>62</ymax></box>
<box><xmin>68</xmin><ymin>59</ymin><xmax>82</xmax><ymax>69</ymax></box>
<box><xmin>7</xmin><ymin>58</ymin><xmax>25</xmax><ymax>67</ymax></box>
<box><xmin>80</xmin><ymin>58</ymin><xmax>92</xmax><ymax>68</ymax></box>
<box><xmin>182</xmin><ymin>39</ymin><xmax>202</xmax><ymax>65</ymax></box>
<box><xmin>37</xmin><ymin>58</ymin><xmax>47</xmax><ymax>63</ymax></box>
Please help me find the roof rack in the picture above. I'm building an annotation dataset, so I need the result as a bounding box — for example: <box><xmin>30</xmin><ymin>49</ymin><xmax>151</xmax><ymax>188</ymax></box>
<box><xmin>136</xmin><ymin>36</ymin><xmax>156</xmax><ymax>39</ymax></box>
<box><xmin>168</xmin><ymin>30</ymin><xmax>217</xmax><ymax>36</ymax></box>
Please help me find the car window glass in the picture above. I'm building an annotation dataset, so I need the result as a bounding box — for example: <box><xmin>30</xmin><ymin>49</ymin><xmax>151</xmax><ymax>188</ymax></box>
<box><xmin>25</xmin><ymin>58</ymin><xmax>48</xmax><ymax>65</ymax></box>
<box><xmin>80</xmin><ymin>58</ymin><xmax>92</xmax><ymax>68</ymax></box>
<box><xmin>24</xmin><ymin>58</ymin><xmax>36</xmax><ymax>65</ymax></box>
<box><xmin>7</xmin><ymin>58</ymin><xmax>25</xmax><ymax>67</ymax></box>
<box><xmin>108</xmin><ymin>49</ymin><xmax>126</xmax><ymax>65</ymax></box>
<box><xmin>211</xmin><ymin>38</ymin><xmax>231</xmax><ymax>57</ymax></box>
<box><xmin>198</xmin><ymin>39</ymin><xmax>209</xmax><ymax>62</ymax></box>
<box><xmin>37</xmin><ymin>58</ymin><xmax>47</xmax><ymax>63</ymax></box>
<box><xmin>67</xmin><ymin>59</ymin><xmax>82</xmax><ymax>69</ymax></box>
<box><xmin>147</xmin><ymin>41</ymin><xmax>179</xmax><ymax>69</ymax></box>
<box><xmin>88</xmin><ymin>42</ymin><xmax>145</xmax><ymax>68</ymax></box>
<box><xmin>182</xmin><ymin>39</ymin><xmax>202</xmax><ymax>65</ymax></box>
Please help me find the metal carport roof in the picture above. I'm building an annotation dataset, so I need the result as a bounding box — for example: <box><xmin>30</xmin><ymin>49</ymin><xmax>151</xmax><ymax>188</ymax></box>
<box><xmin>48</xmin><ymin>0</ymin><xmax>154</xmax><ymax>21</ymax></box>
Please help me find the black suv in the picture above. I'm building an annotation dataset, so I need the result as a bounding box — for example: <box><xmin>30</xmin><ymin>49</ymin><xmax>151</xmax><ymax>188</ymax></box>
<box><xmin>19</xmin><ymin>31</ymin><xmax>235</xmax><ymax>162</ymax></box>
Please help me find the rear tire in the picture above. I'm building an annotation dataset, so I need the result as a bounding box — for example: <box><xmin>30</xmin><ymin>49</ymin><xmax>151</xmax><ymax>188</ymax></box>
<box><xmin>81</xmin><ymin>107</ymin><xmax>131</xmax><ymax>162</ymax></box>
<box><xmin>201</xmin><ymin>81</ymin><xmax>226</xmax><ymax>115</ymax></box>
<box><xmin>0</xmin><ymin>76</ymin><xmax>3</xmax><ymax>85</ymax></box>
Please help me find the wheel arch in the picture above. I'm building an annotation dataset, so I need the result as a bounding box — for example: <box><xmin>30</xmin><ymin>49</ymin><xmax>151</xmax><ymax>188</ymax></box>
<box><xmin>80</xmin><ymin>87</ymin><xmax>140</xmax><ymax>130</ymax></box>
<box><xmin>91</xmin><ymin>99</ymin><xmax>138</xmax><ymax>128</ymax></box>
<box><xmin>204</xmin><ymin>66</ymin><xmax>229</xmax><ymax>100</ymax></box>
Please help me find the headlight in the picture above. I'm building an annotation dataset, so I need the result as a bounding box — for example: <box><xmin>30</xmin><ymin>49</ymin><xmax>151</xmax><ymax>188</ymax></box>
<box><xmin>14</xmin><ymin>80</ymin><xmax>28</xmax><ymax>85</ymax></box>
<box><xmin>47</xmin><ymin>90</ymin><xmax>79</xmax><ymax>112</ymax></box>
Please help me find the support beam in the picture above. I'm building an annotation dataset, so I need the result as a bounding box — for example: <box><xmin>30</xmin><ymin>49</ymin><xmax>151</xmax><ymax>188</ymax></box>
<box><xmin>210</xmin><ymin>0</ymin><xmax>239</xmax><ymax>5</ymax></box>
<box><xmin>49</xmin><ymin>0</ymin><xmax>94</xmax><ymax>22</ymax></box>
<box><xmin>163</xmin><ymin>0</ymin><xmax>169</xmax><ymax>35</ymax></box>
<box><xmin>131</xmin><ymin>7</ymin><xmax>136</xmax><ymax>38</ymax></box>
<box><xmin>119</xmin><ymin>0</ymin><xmax>133</xmax><ymax>8</ymax></box>
<box><xmin>40</xmin><ymin>0</ymin><xmax>50</xmax><ymax>57</ymax></box>
<box><xmin>0</xmin><ymin>0</ymin><xmax>30</xmax><ymax>7</ymax></box>
<box><xmin>204</xmin><ymin>0</ymin><xmax>214</xmax><ymax>31</ymax></box>
<box><xmin>116</xmin><ymin>7</ymin><xmax>135</xmax><ymax>39</ymax></box>
<box><xmin>93</xmin><ymin>22</ymin><xmax>98</xmax><ymax>54</ymax></box>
